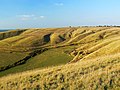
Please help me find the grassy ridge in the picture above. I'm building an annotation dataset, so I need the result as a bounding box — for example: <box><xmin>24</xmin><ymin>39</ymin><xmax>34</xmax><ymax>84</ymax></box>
<box><xmin>0</xmin><ymin>28</ymin><xmax>76</xmax><ymax>48</ymax></box>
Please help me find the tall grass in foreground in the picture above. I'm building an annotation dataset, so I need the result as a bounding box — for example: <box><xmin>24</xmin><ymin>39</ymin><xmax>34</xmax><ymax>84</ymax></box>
<box><xmin>0</xmin><ymin>53</ymin><xmax>120</xmax><ymax>90</ymax></box>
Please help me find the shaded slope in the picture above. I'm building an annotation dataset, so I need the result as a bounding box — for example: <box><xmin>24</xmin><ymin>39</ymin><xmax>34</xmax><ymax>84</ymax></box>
<box><xmin>0</xmin><ymin>29</ymin><xmax>26</xmax><ymax>40</ymax></box>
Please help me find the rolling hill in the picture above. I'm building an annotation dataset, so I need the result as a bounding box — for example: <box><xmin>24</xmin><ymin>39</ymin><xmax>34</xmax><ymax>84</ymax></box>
<box><xmin>0</xmin><ymin>27</ymin><xmax>120</xmax><ymax>90</ymax></box>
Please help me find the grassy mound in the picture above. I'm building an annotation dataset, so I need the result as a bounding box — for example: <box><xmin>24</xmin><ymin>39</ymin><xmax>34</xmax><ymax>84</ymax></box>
<box><xmin>50</xmin><ymin>33</ymin><xmax>65</xmax><ymax>44</ymax></box>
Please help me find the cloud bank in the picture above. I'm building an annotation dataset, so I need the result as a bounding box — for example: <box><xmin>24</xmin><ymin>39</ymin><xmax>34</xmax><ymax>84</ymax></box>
<box><xmin>17</xmin><ymin>15</ymin><xmax>45</xmax><ymax>21</ymax></box>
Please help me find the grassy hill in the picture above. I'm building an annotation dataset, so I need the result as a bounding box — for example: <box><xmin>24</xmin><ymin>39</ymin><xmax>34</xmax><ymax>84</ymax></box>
<box><xmin>0</xmin><ymin>27</ymin><xmax>120</xmax><ymax>90</ymax></box>
<box><xmin>0</xmin><ymin>53</ymin><xmax>119</xmax><ymax>90</ymax></box>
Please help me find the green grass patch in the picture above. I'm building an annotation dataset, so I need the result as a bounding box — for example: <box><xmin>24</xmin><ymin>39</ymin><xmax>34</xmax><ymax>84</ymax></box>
<box><xmin>0</xmin><ymin>47</ymin><xmax>73</xmax><ymax>77</ymax></box>
<box><xmin>0</xmin><ymin>52</ymin><xmax>27</xmax><ymax>67</ymax></box>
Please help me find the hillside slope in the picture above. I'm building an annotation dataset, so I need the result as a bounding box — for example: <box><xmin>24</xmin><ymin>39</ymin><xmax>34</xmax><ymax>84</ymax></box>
<box><xmin>0</xmin><ymin>53</ymin><xmax>119</xmax><ymax>90</ymax></box>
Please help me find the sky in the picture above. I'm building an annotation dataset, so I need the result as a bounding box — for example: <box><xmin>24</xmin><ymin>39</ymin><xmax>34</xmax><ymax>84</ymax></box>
<box><xmin>0</xmin><ymin>0</ymin><xmax>120</xmax><ymax>29</ymax></box>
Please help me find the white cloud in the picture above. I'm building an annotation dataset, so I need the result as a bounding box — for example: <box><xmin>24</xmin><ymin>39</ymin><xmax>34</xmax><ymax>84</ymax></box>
<box><xmin>55</xmin><ymin>3</ymin><xmax>64</xmax><ymax>6</ymax></box>
<box><xmin>16</xmin><ymin>15</ymin><xmax>45</xmax><ymax>21</ymax></box>
<box><xmin>40</xmin><ymin>16</ymin><xmax>45</xmax><ymax>19</ymax></box>
<box><xmin>18</xmin><ymin>15</ymin><xmax>35</xmax><ymax>17</ymax></box>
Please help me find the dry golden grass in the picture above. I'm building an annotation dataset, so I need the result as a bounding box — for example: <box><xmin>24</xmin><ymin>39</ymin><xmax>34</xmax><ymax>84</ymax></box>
<box><xmin>0</xmin><ymin>53</ymin><xmax>119</xmax><ymax>90</ymax></box>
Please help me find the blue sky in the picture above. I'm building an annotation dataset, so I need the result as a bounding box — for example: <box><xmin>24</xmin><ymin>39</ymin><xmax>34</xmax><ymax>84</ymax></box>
<box><xmin>0</xmin><ymin>0</ymin><xmax>120</xmax><ymax>29</ymax></box>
